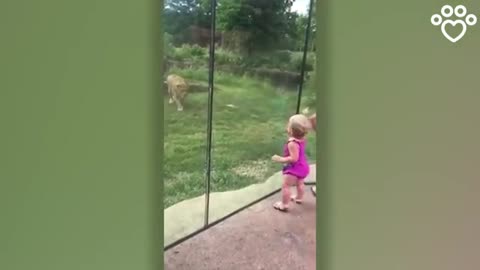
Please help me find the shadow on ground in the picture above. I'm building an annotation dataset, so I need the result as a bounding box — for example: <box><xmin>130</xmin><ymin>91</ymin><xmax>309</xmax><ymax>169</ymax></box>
<box><xmin>164</xmin><ymin>188</ymin><xmax>316</xmax><ymax>270</ymax></box>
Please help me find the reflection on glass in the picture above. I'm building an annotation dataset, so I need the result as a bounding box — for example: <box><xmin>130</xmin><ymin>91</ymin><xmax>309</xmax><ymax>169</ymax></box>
<box><xmin>208</xmin><ymin>0</ymin><xmax>317</xmax><ymax>222</ymax></box>
<box><xmin>163</xmin><ymin>0</ymin><xmax>211</xmax><ymax>246</ymax></box>
<box><xmin>162</xmin><ymin>0</ymin><xmax>317</xmax><ymax>243</ymax></box>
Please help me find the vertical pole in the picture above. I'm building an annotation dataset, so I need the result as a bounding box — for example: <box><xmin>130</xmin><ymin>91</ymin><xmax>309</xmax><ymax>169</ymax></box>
<box><xmin>296</xmin><ymin>0</ymin><xmax>314</xmax><ymax>114</ymax></box>
<box><xmin>204</xmin><ymin>0</ymin><xmax>217</xmax><ymax>227</ymax></box>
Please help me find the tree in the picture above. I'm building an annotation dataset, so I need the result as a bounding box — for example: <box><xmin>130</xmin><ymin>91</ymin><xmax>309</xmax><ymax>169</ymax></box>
<box><xmin>163</xmin><ymin>0</ymin><xmax>315</xmax><ymax>52</ymax></box>
<box><xmin>164</xmin><ymin>0</ymin><xmax>210</xmax><ymax>45</ymax></box>
<box><xmin>216</xmin><ymin>0</ymin><xmax>296</xmax><ymax>54</ymax></box>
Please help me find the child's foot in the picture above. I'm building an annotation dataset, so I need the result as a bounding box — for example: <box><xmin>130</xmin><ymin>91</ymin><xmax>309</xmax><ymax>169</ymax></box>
<box><xmin>273</xmin><ymin>201</ymin><xmax>288</xmax><ymax>212</ymax></box>
<box><xmin>290</xmin><ymin>195</ymin><xmax>303</xmax><ymax>204</ymax></box>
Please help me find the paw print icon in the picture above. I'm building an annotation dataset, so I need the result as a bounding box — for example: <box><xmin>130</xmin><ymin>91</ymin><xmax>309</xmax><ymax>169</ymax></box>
<box><xmin>431</xmin><ymin>5</ymin><xmax>477</xmax><ymax>43</ymax></box>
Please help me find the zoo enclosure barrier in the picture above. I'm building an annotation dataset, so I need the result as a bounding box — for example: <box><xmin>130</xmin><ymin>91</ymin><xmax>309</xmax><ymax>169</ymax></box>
<box><xmin>164</xmin><ymin>0</ymin><xmax>316</xmax><ymax>250</ymax></box>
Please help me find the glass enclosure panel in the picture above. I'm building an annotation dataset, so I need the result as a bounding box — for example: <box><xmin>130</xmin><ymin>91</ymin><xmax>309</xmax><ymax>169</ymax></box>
<box><xmin>208</xmin><ymin>0</ymin><xmax>316</xmax><ymax>222</ymax></box>
<box><xmin>163</xmin><ymin>0</ymin><xmax>316</xmax><ymax>244</ymax></box>
<box><xmin>163</xmin><ymin>0</ymin><xmax>211</xmax><ymax>246</ymax></box>
<box><xmin>298</xmin><ymin>0</ymin><xmax>317</xmax><ymax>183</ymax></box>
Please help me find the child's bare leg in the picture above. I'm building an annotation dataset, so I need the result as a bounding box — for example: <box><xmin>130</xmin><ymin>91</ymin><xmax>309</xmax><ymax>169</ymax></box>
<box><xmin>296</xmin><ymin>179</ymin><xmax>305</xmax><ymax>201</ymax></box>
<box><xmin>274</xmin><ymin>174</ymin><xmax>297</xmax><ymax>211</ymax></box>
<box><xmin>290</xmin><ymin>179</ymin><xmax>305</xmax><ymax>203</ymax></box>
<box><xmin>282</xmin><ymin>175</ymin><xmax>295</xmax><ymax>206</ymax></box>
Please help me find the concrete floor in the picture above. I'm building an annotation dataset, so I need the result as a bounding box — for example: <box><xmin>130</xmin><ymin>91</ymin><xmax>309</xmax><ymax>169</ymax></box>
<box><xmin>164</xmin><ymin>165</ymin><xmax>316</xmax><ymax>247</ymax></box>
<box><xmin>164</xmin><ymin>188</ymin><xmax>316</xmax><ymax>270</ymax></box>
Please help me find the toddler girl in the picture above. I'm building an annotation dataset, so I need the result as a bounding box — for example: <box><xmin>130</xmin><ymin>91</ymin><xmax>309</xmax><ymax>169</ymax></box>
<box><xmin>272</xmin><ymin>114</ymin><xmax>311</xmax><ymax>212</ymax></box>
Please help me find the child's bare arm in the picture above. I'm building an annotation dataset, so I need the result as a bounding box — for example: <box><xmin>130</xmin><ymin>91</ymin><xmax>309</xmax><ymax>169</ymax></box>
<box><xmin>272</xmin><ymin>142</ymin><xmax>299</xmax><ymax>163</ymax></box>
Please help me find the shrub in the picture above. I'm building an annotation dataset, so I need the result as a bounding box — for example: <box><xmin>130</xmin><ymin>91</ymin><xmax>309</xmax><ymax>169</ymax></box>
<box><xmin>166</xmin><ymin>45</ymin><xmax>316</xmax><ymax>76</ymax></box>
<box><xmin>215</xmin><ymin>48</ymin><xmax>243</xmax><ymax>66</ymax></box>
<box><xmin>171</xmin><ymin>44</ymin><xmax>208</xmax><ymax>61</ymax></box>
<box><xmin>164</xmin><ymin>33</ymin><xmax>175</xmax><ymax>56</ymax></box>
<box><xmin>291</xmin><ymin>52</ymin><xmax>315</xmax><ymax>72</ymax></box>
<box><xmin>167</xmin><ymin>66</ymin><xmax>209</xmax><ymax>82</ymax></box>
<box><xmin>301</xmin><ymin>71</ymin><xmax>316</xmax><ymax>108</ymax></box>
<box><xmin>271</xmin><ymin>50</ymin><xmax>292</xmax><ymax>65</ymax></box>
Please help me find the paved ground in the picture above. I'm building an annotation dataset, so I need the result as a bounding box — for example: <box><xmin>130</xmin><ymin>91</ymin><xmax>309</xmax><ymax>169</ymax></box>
<box><xmin>164</xmin><ymin>187</ymin><xmax>316</xmax><ymax>270</ymax></box>
<box><xmin>164</xmin><ymin>165</ymin><xmax>316</xmax><ymax>246</ymax></box>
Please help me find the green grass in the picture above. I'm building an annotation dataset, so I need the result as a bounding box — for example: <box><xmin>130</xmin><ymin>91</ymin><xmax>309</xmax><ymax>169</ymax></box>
<box><xmin>164</xmin><ymin>71</ymin><xmax>316</xmax><ymax>208</ymax></box>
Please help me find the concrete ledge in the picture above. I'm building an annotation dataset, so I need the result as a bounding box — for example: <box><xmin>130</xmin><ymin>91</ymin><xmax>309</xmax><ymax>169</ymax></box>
<box><xmin>165</xmin><ymin>188</ymin><xmax>316</xmax><ymax>270</ymax></box>
<box><xmin>164</xmin><ymin>164</ymin><xmax>316</xmax><ymax>246</ymax></box>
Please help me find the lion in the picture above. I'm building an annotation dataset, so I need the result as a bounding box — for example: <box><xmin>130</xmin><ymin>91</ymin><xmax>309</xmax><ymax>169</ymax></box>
<box><xmin>165</xmin><ymin>74</ymin><xmax>189</xmax><ymax>111</ymax></box>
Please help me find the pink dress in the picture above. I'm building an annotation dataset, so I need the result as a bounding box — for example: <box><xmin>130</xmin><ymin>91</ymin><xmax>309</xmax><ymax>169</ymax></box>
<box><xmin>282</xmin><ymin>138</ymin><xmax>310</xmax><ymax>179</ymax></box>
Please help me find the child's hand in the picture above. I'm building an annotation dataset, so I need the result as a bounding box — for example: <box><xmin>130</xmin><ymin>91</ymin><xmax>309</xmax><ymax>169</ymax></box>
<box><xmin>271</xmin><ymin>155</ymin><xmax>283</xmax><ymax>163</ymax></box>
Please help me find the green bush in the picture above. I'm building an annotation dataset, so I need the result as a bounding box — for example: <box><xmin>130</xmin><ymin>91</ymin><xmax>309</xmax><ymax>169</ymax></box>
<box><xmin>171</xmin><ymin>44</ymin><xmax>208</xmax><ymax>61</ymax></box>
<box><xmin>166</xmin><ymin>44</ymin><xmax>316</xmax><ymax>74</ymax></box>
<box><xmin>271</xmin><ymin>50</ymin><xmax>292</xmax><ymax>64</ymax></box>
<box><xmin>291</xmin><ymin>52</ymin><xmax>315</xmax><ymax>72</ymax></box>
<box><xmin>215</xmin><ymin>48</ymin><xmax>243</xmax><ymax>66</ymax></box>
<box><xmin>164</xmin><ymin>33</ymin><xmax>174</xmax><ymax>56</ymax></box>
<box><xmin>167</xmin><ymin>66</ymin><xmax>209</xmax><ymax>82</ymax></box>
<box><xmin>301</xmin><ymin>70</ymin><xmax>316</xmax><ymax>108</ymax></box>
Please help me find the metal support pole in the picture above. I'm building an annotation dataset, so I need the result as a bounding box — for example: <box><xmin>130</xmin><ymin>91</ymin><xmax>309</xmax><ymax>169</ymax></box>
<box><xmin>296</xmin><ymin>0</ymin><xmax>314</xmax><ymax>114</ymax></box>
<box><xmin>204</xmin><ymin>0</ymin><xmax>217</xmax><ymax>227</ymax></box>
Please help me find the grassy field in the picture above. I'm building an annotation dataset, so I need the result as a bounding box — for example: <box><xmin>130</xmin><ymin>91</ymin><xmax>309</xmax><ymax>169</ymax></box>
<box><xmin>164</xmin><ymin>69</ymin><xmax>316</xmax><ymax>208</ymax></box>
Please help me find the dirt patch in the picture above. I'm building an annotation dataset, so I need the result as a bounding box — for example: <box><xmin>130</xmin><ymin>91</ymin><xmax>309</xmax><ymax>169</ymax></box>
<box><xmin>231</xmin><ymin>160</ymin><xmax>270</xmax><ymax>181</ymax></box>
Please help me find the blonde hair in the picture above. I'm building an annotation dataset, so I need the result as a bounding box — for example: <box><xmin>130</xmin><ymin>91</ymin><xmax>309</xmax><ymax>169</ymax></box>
<box><xmin>288</xmin><ymin>114</ymin><xmax>311</xmax><ymax>139</ymax></box>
